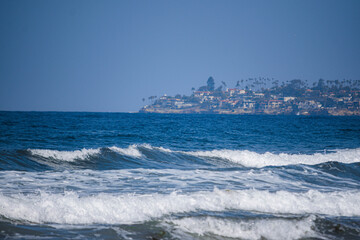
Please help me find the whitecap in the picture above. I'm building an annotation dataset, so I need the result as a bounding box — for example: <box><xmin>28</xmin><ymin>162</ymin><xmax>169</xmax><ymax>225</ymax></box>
<box><xmin>185</xmin><ymin>148</ymin><xmax>360</xmax><ymax>167</ymax></box>
<box><xmin>140</xmin><ymin>144</ymin><xmax>173</xmax><ymax>153</ymax></box>
<box><xmin>28</xmin><ymin>148</ymin><xmax>100</xmax><ymax>162</ymax></box>
<box><xmin>109</xmin><ymin>145</ymin><xmax>143</xmax><ymax>158</ymax></box>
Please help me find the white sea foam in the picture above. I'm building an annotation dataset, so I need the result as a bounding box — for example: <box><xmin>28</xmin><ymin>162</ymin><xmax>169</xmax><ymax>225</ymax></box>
<box><xmin>109</xmin><ymin>145</ymin><xmax>143</xmax><ymax>158</ymax></box>
<box><xmin>186</xmin><ymin>148</ymin><xmax>360</xmax><ymax>167</ymax></box>
<box><xmin>127</xmin><ymin>144</ymin><xmax>360</xmax><ymax>167</ymax></box>
<box><xmin>29</xmin><ymin>145</ymin><xmax>144</xmax><ymax>161</ymax></box>
<box><xmin>29</xmin><ymin>145</ymin><xmax>360</xmax><ymax>166</ymax></box>
<box><xmin>29</xmin><ymin>148</ymin><xmax>101</xmax><ymax>162</ymax></box>
<box><xmin>140</xmin><ymin>143</ymin><xmax>172</xmax><ymax>153</ymax></box>
<box><xmin>168</xmin><ymin>216</ymin><xmax>318</xmax><ymax>240</ymax></box>
<box><xmin>1</xmin><ymin>188</ymin><xmax>359</xmax><ymax>224</ymax></box>
<box><xmin>3</xmin><ymin>167</ymin><xmax>358</xmax><ymax>197</ymax></box>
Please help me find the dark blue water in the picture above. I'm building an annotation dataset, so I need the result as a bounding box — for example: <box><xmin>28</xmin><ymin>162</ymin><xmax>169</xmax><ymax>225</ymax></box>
<box><xmin>0</xmin><ymin>112</ymin><xmax>360</xmax><ymax>239</ymax></box>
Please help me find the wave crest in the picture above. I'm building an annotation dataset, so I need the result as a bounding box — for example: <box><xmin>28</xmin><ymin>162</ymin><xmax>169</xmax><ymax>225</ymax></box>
<box><xmin>109</xmin><ymin>145</ymin><xmax>142</xmax><ymax>158</ymax></box>
<box><xmin>28</xmin><ymin>145</ymin><xmax>143</xmax><ymax>162</ymax></box>
<box><xmin>27</xmin><ymin>145</ymin><xmax>360</xmax><ymax>167</ymax></box>
<box><xmin>28</xmin><ymin>148</ymin><xmax>101</xmax><ymax>162</ymax></box>
<box><xmin>185</xmin><ymin>148</ymin><xmax>360</xmax><ymax>167</ymax></box>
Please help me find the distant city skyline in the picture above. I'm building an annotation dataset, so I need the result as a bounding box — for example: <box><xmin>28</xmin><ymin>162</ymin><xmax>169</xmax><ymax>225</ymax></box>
<box><xmin>1</xmin><ymin>0</ymin><xmax>360</xmax><ymax>112</ymax></box>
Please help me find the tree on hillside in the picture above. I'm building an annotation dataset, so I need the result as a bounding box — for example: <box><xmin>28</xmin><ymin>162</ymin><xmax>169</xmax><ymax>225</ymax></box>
<box><xmin>197</xmin><ymin>86</ymin><xmax>208</xmax><ymax>91</ymax></box>
<box><xmin>207</xmin><ymin>77</ymin><xmax>215</xmax><ymax>91</ymax></box>
<box><xmin>148</xmin><ymin>96</ymin><xmax>157</xmax><ymax>104</ymax></box>
<box><xmin>197</xmin><ymin>76</ymin><xmax>216</xmax><ymax>91</ymax></box>
<box><xmin>279</xmin><ymin>79</ymin><xmax>307</xmax><ymax>97</ymax></box>
<box><xmin>215</xmin><ymin>86</ymin><xmax>223</xmax><ymax>92</ymax></box>
<box><xmin>313</xmin><ymin>78</ymin><xmax>326</xmax><ymax>91</ymax></box>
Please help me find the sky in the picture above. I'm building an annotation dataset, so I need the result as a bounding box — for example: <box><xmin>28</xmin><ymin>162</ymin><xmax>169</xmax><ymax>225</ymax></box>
<box><xmin>0</xmin><ymin>0</ymin><xmax>360</xmax><ymax>112</ymax></box>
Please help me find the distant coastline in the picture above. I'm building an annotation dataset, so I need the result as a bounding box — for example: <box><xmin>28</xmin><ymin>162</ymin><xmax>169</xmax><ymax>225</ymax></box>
<box><xmin>140</xmin><ymin>77</ymin><xmax>360</xmax><ymax>116</ymax></box>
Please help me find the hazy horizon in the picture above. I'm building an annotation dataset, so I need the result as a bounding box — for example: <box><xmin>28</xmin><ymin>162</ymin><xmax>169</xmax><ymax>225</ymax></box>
<box><xmin>1</xmin><ymin>0</ymin><xmax>360</xmax><ymax>112</ymax></box>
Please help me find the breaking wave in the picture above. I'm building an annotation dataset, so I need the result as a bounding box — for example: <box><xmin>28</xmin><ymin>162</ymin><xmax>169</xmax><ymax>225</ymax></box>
<box><xmin>1</xmin><ymin>188</ymin><xmax>359</xmax><ymax>224</ymax></box>
<box><xmin>108</xmin><ymin>146</ymin><xmax>142</xmax><ymax>158</ymax></box>
<box><xmin>28</xmin><ymin>148</ymin><xmax>101</xmax><ymax>162</ymax></box>
<box><xmin>28</xmin><ymin>145</ymin><xmax>143</xmax><ymax>162</ymax></box>
<box><xmin>26</xmin><ymin>145</ymin><xmax>360</xmax><ymax>167</ymax></box>
<box><xmin>185</xmin><ymin>148</ymin><xmax>360</xmax><ymax>167</ymax></box>
<box><xmin>168</xmin><ymin>216</ymin><xmax>318</xmax><ymax>240</ymax></box>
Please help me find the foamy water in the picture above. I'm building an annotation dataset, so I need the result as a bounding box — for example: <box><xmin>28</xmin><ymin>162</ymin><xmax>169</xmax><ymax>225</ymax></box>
<box><xmin>109</xmin><ymin>145</ymin><xmax>143</xmax><ymax>158</ymax></box>
<box><xmin>167</xmin><ymin>216</ymin><xmax>318</xmax><ymax>240</ymax></box>
<box><xmin>29</xmin><ymin>148</ymin><xmax>101</xmax><ymax>161</ymax></box>
<box><xmin>29</xmin><ymin>145</ymin><xmax>143</xmax><ymax>161</ymax></box>
<box><xmin>1</xmin><ymin>188</ymin><xmax>359</xmax><ymax>225</ymax></box>
<box><xmin>28</xmin><ymin>145</ymin><xmax>360</xmax><ymax>167</ymax></box>
<box><xmin>185</xmin><ymin>148</ymin><xmax>360</xmax><ymax>167</ymax></box>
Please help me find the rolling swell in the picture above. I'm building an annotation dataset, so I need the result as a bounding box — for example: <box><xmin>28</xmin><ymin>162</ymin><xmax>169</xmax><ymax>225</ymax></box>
<box><xmin>185</xmin><ymin>147</ymin><xmax>360</xmax><ymax>167</ymax></box>
<box><xmin>0</xmin><ymin>150</ymin><xmax>50</xmax><ymax>171</ymax></box>
<box><xmin>1</xmin><ymin>145</ymin><xmax>212</xmax><ymax>171</ymax></box>
<box><xmin>0</xmin><ymin>144</ymin><xmax>359</xmax><ymax>171</ymax></box>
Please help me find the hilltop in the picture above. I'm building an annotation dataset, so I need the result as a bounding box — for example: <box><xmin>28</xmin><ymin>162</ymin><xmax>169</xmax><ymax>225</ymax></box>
<box><xmin>140</xmin><ymin>77</ymin><xmax>360</xmax><ymax>116</ymax></box>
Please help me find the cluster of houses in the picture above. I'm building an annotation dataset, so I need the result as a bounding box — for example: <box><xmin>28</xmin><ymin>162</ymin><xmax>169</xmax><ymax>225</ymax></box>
<box><xmin>141</xmin><ymin>85</ymin><xmax>360</xmax><ymax>116</ymax></box>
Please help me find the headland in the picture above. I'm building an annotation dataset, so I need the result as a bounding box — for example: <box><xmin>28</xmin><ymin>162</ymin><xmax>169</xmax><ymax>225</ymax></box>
<box><xmin>140</xmin><ymin>77</ymin><xmax>360</xmax><ymax>116</ymax></box>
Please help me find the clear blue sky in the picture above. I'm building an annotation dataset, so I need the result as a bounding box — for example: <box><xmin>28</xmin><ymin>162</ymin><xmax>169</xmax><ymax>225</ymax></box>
<box><xmin>1</xmin><ymin>0</ymin><xmax>359</xmax><ymax>112</ymax></box>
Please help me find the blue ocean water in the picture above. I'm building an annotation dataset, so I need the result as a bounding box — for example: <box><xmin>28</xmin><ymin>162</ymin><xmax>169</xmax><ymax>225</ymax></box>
<box><xmin>0</xmin><ymin>112</ymin><xmax>360</xmax><ymax>239</ymax></box>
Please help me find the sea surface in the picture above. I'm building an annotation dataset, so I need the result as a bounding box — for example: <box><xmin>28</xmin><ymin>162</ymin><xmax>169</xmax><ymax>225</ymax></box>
<box><xmin>0</xmin><ymin>112</ymin><xmax>360</xmax><ymax>240</ymax></box>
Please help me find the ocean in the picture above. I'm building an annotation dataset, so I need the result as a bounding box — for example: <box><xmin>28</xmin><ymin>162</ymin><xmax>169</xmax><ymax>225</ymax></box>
<box><xmin>0</xmin><ymin>112</ymin><xmax>359</xmax><ymax>240</ymax></box>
